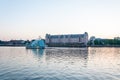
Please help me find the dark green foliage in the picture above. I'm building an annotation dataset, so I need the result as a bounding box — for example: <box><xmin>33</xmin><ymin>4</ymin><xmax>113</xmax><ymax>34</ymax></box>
<box><xmin>88</xmin><ymin>39</ymin><xmax>120</xmax><ymax>46</ymax></box>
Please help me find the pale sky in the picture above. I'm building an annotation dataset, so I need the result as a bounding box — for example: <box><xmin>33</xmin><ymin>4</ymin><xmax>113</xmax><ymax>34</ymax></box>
<box><xmin>0</xmin><ymin>0</ymin><xmax>120</xmax><ymax>40</ymax></box>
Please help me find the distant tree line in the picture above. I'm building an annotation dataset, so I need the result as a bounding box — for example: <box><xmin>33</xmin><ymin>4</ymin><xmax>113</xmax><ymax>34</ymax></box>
<box><xmin>0</xmin><ymin>40</ymin><xmax>26</xmax><ymax>46</ymax></box>
<box><xmin>0</xmin><ymin>39</ymin><xmax>45</xmax><ymax>46</ymax></box>
<box><xmin>88</xmin><ymin>39</ymin><xmax>120</xmax><ymax>46</ymax></box>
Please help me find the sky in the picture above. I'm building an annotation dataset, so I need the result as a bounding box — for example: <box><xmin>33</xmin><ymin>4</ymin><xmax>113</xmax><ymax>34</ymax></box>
<box><xmin>0</xmin><ymin>0</ymin><xmax>120</xmax><ymax>40</ymax></box>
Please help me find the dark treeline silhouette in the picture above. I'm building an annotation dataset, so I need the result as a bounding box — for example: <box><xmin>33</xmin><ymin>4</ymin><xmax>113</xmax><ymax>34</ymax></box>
<box><xmin>88</xmin><ymin>38</ymin><xmax>120</xmax><ymax>47</ymax></box>
<box><xmin>0</xmin><ymin>40</ymin><xmax>27</xmax><ymax>46</ymax></box>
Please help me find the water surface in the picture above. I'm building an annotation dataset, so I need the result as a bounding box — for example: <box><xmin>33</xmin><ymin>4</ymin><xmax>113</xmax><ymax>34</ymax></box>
<box><xmin>0</xmin><ymin>47</ymin><xmax>120</xmax><ymax>80</ymax></box>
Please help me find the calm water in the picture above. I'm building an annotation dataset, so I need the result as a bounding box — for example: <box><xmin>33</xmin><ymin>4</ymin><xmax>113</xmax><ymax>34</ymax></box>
<box><xmin>0</xmin><ymin>47</ymin><xmax>120</xmax><ymax>80</ymax></box>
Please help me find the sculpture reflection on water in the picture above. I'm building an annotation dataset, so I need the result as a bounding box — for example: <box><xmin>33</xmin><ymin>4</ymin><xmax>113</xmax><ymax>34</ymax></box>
<box><xmin>31</xmin><ymin>49</ymin><xmax>45</xmax><ymax>57</ymax></box>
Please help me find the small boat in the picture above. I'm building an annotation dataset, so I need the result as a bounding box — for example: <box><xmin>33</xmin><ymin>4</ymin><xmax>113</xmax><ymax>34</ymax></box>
<box><xmin>26</xmin><ymin>39</ymin><xmax>45</xmax><ymax>49</ymax></box>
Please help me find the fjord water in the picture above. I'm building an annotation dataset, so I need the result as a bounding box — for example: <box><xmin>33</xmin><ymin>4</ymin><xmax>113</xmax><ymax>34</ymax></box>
<box><xmin>0</xmin><ymin>47</ymin><xmax>120</xmax><ymax>80</ymax></box>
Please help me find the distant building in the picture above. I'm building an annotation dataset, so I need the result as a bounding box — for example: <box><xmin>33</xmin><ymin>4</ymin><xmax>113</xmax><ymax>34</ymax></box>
<box><xmin>45</xmin><ymin>32</ymin><xmax>88</xmax><ymax>47</ymax></box>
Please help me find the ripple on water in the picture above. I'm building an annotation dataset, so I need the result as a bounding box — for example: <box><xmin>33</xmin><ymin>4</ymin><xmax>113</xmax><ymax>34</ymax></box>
<box><xmin>0</xmin><ymin>47</ymin><xmax>120</xmax><ymax>80</ymax></box>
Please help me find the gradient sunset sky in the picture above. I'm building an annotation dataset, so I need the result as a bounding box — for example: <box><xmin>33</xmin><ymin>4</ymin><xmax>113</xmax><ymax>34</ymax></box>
<box><xmin>0</xmin><ymin>0</ymin><xmax>120</xmax><ymax>40</ymax></box>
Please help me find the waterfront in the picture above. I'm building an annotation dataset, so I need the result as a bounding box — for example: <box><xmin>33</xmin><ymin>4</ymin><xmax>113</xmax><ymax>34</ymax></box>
<box><xmin>0</xmin><ymin>47</ymin><xmax>120</xmax><ymax>80</ymax></box>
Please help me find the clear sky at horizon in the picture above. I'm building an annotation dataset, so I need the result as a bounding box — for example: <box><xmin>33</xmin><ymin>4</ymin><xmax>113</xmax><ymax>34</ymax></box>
<box><xmin>0</xmin><ymin>0</ymin><xmax>120</xmax><ymax>40</ymax></box>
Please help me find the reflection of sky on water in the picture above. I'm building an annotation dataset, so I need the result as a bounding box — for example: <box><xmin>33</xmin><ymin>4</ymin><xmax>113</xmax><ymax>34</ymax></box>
<box><xmin>0</xmin><ymin>47</ymin><xmax>120</xmax><ymax>80</ymax></box>
<box><xmin>88</xmin><ymin>47</ymin><xmax>120</xmax><ymax>72</ymax></box>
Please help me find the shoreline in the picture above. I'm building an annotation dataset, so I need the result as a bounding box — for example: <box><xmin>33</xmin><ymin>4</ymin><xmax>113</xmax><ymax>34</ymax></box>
<box><xmin>1</xmin><ymin>45</ymin><xmax>120</xmax><ymax>48</ymax></box>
